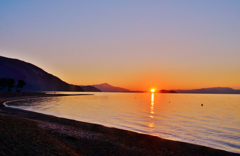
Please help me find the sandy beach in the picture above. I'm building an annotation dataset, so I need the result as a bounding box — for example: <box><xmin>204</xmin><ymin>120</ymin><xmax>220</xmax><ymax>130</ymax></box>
<box><xmin>0</xmin><ymin>93</ymin><xmax>239</xmax><ymax>156</ymax></box>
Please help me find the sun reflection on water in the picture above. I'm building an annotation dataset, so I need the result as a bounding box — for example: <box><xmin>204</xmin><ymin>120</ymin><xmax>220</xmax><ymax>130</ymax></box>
<box><xmin>149</xmin><ymin>92</ymin><xmax>155</xmax><ymax>128</ymax></box>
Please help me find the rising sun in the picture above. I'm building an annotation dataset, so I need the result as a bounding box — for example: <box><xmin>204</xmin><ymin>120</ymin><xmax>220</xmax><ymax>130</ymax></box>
<box><xmin>151</xmin><ymin>89</ymin><xmax>155</xmax><ymax>93</ymax></box>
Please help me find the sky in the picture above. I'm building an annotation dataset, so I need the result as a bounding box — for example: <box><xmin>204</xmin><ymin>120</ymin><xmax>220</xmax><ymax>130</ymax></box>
<box><xmin>0</xmin><ymin>1</ymin><xmax>240</xmax><ymax>91</ymax></box>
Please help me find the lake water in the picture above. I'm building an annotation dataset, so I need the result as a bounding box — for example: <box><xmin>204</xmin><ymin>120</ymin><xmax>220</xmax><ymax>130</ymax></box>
<box><xmin>5</xmin><ymin>92</ymin><xmax>240</xmax><ymax>153</ymax></box>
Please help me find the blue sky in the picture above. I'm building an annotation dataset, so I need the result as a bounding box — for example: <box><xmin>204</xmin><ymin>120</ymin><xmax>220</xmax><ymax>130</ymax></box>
<box><xmin>1</xmin><ymin>1</ymin><xmax>240</xmax><ymax>90</ymax></box>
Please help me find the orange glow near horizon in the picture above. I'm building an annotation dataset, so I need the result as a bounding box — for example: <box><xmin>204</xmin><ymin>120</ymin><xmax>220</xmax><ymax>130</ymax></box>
<box><xmin>151</xmin><ymin>89</ymin><xmax>155</xmax><ymax>93</ymax></box>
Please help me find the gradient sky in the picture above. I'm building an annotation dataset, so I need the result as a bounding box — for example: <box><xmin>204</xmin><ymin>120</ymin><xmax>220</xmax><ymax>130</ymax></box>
<box><xmin>1</xmin><ymin>1</ymin><xmax>240</xmax><ymax>91</ymax></box>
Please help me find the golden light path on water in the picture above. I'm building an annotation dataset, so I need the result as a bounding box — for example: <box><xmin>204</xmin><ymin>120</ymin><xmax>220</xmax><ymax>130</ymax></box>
<box><xmin>149</xmin><ymin>92</ymin><xmax>154</xmax><ymax>128</ymax></box>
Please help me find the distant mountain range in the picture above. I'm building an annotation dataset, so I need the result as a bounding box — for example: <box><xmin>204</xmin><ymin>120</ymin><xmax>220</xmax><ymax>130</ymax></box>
<box><xmin>0</xmin><ymin>56</ymin><xmax>84</xmax><ymax>92</ymax></box>
<box><xmin>176</xmin><ymin>87</ymin><xmax>240</xmax><ymax>94</ymax></box>
<box><xmin>80</xmin><ymin>85</ymin><xmax>101</xmax><ymax>92</ymax></box>
<box><xmin>161</xmin><ymin>87</ymin><xmax>240</xmax><ymax>94</ymax></box>
<box><xmin>92</xmin><ymin>83</ymin><xmax>131</xmax><ymax>92</ymax></box>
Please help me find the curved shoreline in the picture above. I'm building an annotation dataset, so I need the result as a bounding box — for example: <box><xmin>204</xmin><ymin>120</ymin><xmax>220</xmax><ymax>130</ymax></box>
<box><xmin>0</xmin><ymin>93</ymin><xmax>239</xmax><ymax>155</ymax></box>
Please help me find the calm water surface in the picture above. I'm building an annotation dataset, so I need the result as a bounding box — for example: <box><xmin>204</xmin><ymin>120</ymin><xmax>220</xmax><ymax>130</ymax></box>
<box><xmin>5</xmin><ymin>92</ymin><xmax>240</xmax><ymax>153</ymax></box>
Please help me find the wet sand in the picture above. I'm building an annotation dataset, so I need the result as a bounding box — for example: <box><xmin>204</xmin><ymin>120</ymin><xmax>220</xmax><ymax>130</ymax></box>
<box><xmin>0</xmin><ymin>93</ymin><xmax>239</xmax><ymax>156</ymax></box>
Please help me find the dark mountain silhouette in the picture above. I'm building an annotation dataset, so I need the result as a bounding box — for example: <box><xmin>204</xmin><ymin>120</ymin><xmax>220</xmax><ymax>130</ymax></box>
<box><xmin>81</xmin><ymin>85</ymin><xmax>101</xmax><ymax>92</ymax></box>
<box><xmin>160</xmin><ymin>90</ymin><xmax>177</xmax><ymax>93</ymax></box>
<box><xmin>93</xmin><ymin>83</ymin><xmax>130</xmax><ymax>92</ymax></box>
<box><xmin>0</xmin><ymin>56</ymin><xmax>83</xmax><ymax>92</ymax></box>
<box><xmin>175</xmin><ymin>87</ymin><xmax>240</xmax><ymax>94</ymax></box>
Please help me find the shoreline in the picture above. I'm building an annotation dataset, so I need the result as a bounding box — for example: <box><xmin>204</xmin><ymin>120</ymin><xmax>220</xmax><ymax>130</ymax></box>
<box><xmin>0</xmin><ymin>93</ymin><xmax>239</xmax><ymax>155</ymax></box>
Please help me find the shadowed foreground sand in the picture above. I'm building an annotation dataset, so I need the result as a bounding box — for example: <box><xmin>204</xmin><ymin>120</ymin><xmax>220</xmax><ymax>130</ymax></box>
<box><xmin>0</xmin><ymin>93</ymin><xmax>239</xmax><ymax>156</ymax></box>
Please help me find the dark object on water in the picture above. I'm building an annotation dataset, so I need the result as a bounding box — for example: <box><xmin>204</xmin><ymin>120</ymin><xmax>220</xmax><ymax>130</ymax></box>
<box><xmin>201</xmin><ymin>104</ymin><xmax>203</xmax><ymax>106</ymax></box>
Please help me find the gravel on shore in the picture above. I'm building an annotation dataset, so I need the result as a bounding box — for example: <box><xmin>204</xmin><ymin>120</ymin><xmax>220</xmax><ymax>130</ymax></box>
<box><xmin>0</xmin><ymin>93</ymin><xmax>239</xmax><ymax>156</ymax></box>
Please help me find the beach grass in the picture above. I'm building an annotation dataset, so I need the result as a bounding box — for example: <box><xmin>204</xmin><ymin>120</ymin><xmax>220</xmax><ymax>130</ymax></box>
<box><xmin>0</xmin><ymin>92</ymin><xmax>239</xmax><ymax>156</ymax></box>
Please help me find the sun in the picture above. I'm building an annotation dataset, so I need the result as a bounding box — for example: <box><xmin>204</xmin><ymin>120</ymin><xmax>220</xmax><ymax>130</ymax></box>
<box><xmin>150</xmin><ymin>89</ymin><xmax>155</xmax><ymax>93</ymax></box>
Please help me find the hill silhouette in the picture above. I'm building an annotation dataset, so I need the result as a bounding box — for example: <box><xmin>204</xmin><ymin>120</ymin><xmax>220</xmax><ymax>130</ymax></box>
<box><xmin>93</xmin><ymin>83</ymin><xmax>130</xmax><ymax>92</ymax></box>
<box><xmin>0</xmin><ymin>56</ymin><xmax>83</xmax><ymax>92</ymax></box>
<box><xmin>175</xmin><ymin>87</ymin><xmax>240</xmax><ymax>94</ymax></box>
<box><xmin>81</xmin><ymin>85</ymin><xmax>101</xmax><ymax>92</ymax></box>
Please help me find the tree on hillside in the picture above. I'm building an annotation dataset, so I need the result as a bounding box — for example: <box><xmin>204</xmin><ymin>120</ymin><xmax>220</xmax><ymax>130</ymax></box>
<box><xmin>7</xmin><ymin>78</ymin><xmax>15</xmax><ymax>92</ymax></box>
<box><xmin>0</xmin><ymin>78</ymin><xmax>7</xmax><ymax>92</ymax></box>
<box><xmin>0</xmin><ymin>78</ymin><xmax>26</xmax><ymax>92</ymax></box>
<box><xmin>16</xmin><ymin>80</ymin><xmax>26</xmax><ymax>92</ymax></box>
